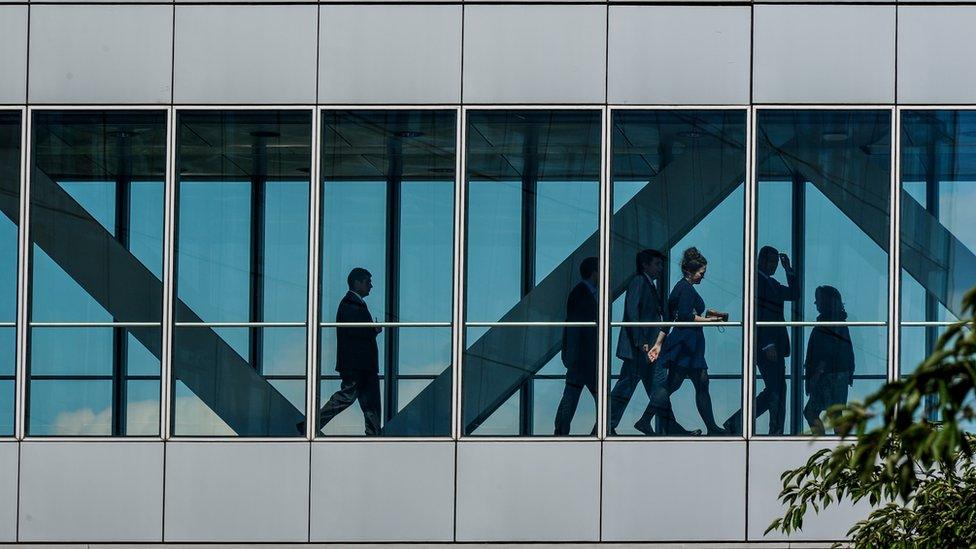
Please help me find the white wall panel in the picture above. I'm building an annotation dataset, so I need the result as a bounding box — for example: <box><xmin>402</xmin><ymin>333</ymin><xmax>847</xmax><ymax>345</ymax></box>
<box><xmin>174</xmin><ymin>6</ymin><xmax>317</xmax><ymax>104</ymax></box>
<box><xmin>608</xmin><ymin>6</ymin><xmax>750</xmax><ymax>105</ymax></box>
<box><xmin>899</xmin><ymin>7</ymin><xmax>976</xmax><ymax>104</ymax></box>
<box><xmin>28</xmin><ymin>6</ymin><xmax>172</xmax><ymax>104</ymax></box>
<box><xmin>754</xmin><ymin>6</ymin><xmax>895</xmax><ymax>104</ymax></box>
<box><xmin>310</xmin><ymin>441</ymin><xmax>454</xmax><ymax>542</ymax></box>
<box><xmin>602</xmin><ymin>441</ymin><xmax>746</xmax><ymax>541</ymax></box>
<box><xmin>18</xmin><ymin>442</ymin><xmax>163</xmax><ymax>542</ymax></box>
<box><xmin>748</xmin><ymin>440</ymin><xmax>868</xmax><ymax>542</ymax></box>
<box><xmin>0</xmin><ymin>443</ymin><xmax>16</xmax><ymax>542</ymax></box>
<box><xmin>462</xmin><ymin>5</ymin><xmax>606</xmax><ymax>104</ymax></box>
<box><xmin>0</xmin><ymin>6</ymin><xmax>27</xmax><ymax>104</ymax></box>
<box><xmin>456</xmin><ymin>441</ymin><xmax>600</xmax><ymax>541</ymax></box>
<box><xmin>164</xmin><ymin>442</ymin><xmax>309</xmax><ymax>542</ymax></box>
<box><xmin>319</xmin><ymin>5</ymin><xmax>461</xmax><ymax>104</ymax></box>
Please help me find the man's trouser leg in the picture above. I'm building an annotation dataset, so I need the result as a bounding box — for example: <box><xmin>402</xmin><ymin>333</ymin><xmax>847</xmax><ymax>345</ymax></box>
<box><xmin>357</xmin><ymin>373</ymin><xmax>382</xmax><ymax>436</ymax></box>
<box><xmin>755</xmin><ymin>352</ymin><xmax>787</xmax><ymax>435</ymax></box>
<box><xmin>318</xmin><ymin>374</ymin><xmax>361</xmax><ymax>429</ymax></box>
<box><xmin>608</xmin><ymin>358</ymin><xmax>641</xmax><ymax>431</ymax></box>
<box><xmin>555</xmin><ymin>382</ymin><xmax>584</xmax><ymax>435</ymax></box>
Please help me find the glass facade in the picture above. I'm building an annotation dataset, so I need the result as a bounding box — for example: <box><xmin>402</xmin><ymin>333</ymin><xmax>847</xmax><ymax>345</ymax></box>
<box><xmin>0</xmin><ymin>107</ymin><xmax>968</xmax><ymax>440</ymax></box>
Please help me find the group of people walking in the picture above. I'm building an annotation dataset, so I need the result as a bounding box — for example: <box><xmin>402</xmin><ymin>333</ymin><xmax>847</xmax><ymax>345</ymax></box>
<box><xmin>556</xmin><ymin>246</ymin><xmax>856</xmax><ymax>436</ymax></box>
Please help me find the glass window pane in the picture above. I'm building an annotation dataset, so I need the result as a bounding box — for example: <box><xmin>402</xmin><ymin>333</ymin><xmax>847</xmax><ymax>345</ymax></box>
<box><xmin>176</xmin><ymin>110</ymin><xmax>311</xmax><ymax>323</ymax></box>
<box><xmin>607</xmin><ymin>110</ymin><xmax>746</xmax><ymax>437</ymax></box>
<box><xmin>0</xmin><ymin>112</ymin><xmax>19</xmax><ymax>437</ymax></box>
<box><xmin>27</xmin><ymin>327</ymin><xmax>161</xmax><ymax>436</ymax></box>
<box><xmin>320</xmin><ymin>110</ymin><xmax>455</xmax><ymax>323</ymax></box>
<box><xmin>172</xmin><ymin>326</ymin><xmax>306</xmax><ymax>436</ymax></box>
<box><xmin>754</xmin><ymin>110</ymin><xmax>891</xmax><ymax>436</ymax></box>
<box><xmin>30</xmin><ymin>111</ymin><xmax>166</xmax><ymax>323</ymax></box>
<box><xmin>317</xmin><ymin>326</ymin><xmax>451</xmax><ymax>437</ymax></box>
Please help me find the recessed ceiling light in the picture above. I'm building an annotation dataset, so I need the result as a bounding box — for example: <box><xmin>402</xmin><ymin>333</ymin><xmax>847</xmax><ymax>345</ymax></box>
<box><xmin>395</xmin><ymin>131</ymin><xmax>424</xmax><ymax>138</ymax></box>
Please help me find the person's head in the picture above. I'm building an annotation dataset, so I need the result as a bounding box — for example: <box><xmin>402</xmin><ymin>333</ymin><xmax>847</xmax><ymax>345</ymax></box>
<box><xmin>680</xmin><ymin>247</ymin><xmax>708</xmax><ymax>284</ymax></box>
<box><xmin>758</xmin><ymin>246</ymin><xmax>779</xmax><ymax>276</ymax></box>
<box><xmin>347</xmin><ymin>267</ymin><xmax>373</xmax><ymax>297</ymax></box>
<box><xmin>814</xmin><ymin>285</ymin><xmax>847</xmax><ymax>321</ymax></box>
<box><xmin>636</xmin><ymin>249</ymin><xmax>666</xmax><ymax>279</ymax></box>
<box><xmin>579</xmin><ymin>256</ymin><xmax>599</xmax><ymax>284</ymax></box>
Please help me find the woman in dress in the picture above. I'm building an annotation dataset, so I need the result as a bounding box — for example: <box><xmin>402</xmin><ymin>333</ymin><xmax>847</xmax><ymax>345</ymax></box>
<box><xmin>636</xmin><ymin>247</ymin><xmax>729</xmax><ymax>435</ymax></box>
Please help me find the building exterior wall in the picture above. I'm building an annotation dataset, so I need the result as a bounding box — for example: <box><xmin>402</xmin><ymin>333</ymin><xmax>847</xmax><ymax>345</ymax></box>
<box><xmin>0</xmin><ymin>1</ymin><xmax>971</xmax><ymax>544</ymax></box>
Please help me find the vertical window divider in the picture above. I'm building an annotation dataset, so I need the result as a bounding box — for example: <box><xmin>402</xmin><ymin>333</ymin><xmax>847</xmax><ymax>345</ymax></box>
<box><xmin>744</xmin><ymin>106</ymin><xmax>757</xmax><ymax>440</ymax></box>
<box><xmin>889</xmin><ymin>106</ymin><xmax>901</xmax><ymax>383</ymax></box>
<box><xmin>452</xmin><ymin>107</ymin><xmax>467</xmax><ymax>441</ymax></box>
<box><xmin>306</xmin><ymin>107</ymin><xmax>322</xmax><ymax>441</ymax></box>
<box><xmin>597</xmin><ymin>106</ymin><xmax>610</xmax><ymax>440</ymax></box>
<box><xmin>14</xmin><ymin>106</ymin><xmax>29</xmax><ymax>441</ymax></box>
<box><xmin>161</xmin><ymin>106</ymin><xmax>177</xmax><ymax>441</ymax></box>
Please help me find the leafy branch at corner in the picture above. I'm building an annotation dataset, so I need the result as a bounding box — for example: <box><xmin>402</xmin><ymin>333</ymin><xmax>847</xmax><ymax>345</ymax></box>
<box><xmin>767</xmin><ymin>286</ymin><xmax>976</xmax><ymax>548</ymax></box>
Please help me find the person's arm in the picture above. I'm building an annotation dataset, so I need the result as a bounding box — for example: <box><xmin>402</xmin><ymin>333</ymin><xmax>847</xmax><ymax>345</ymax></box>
<box><xmin>779</xmin><ymin>256</ymin><xmax>798</xmax><ymax>301</ymax></box>
<box><xmin>673</xmin><ymin>284</ymin><xmax>716</xmax><ymax>323</ymax></box>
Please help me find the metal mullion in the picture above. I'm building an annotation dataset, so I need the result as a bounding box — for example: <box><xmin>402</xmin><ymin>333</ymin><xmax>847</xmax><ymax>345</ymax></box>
<box><xmin>453</xmin><ymin>107</ymin><xmax>467</xmax><ymax>440</ymax></box>
<box><xmin>161</xmin><ymin>106</ymin><xmax>176</xmax><ymax>440</ymax></box>
<box><xmin>175</xmin><ymin>322</ymin><xmax>305</xmax><ymax>328</ymax></box>
<box><xmin>744</xmin><ymin>106</ymin><xmax>756</xmax><ymax>440</ymax></box>
<box><xmin>306</xmin><ymin>106</ymin><xmax>321</xmax><ymax>440</ymax></box>
<box><xmin>29</xmin><ymin>322</ymin><xmax>161</xmax><ymax>328</ymax></box>
<box><xmin>891</xmin><ymin>106</ymin><xmax>902</xmax><ymax>382</ymax></box>
<box><xmin>597</xmin><ymin>105</ymin><xmax>610</xmax><ymax>440</ymax></box>
<box><xmin>14</xmin><ymin>106</ymin><xmax>28</xmax><ymax>440</ymax></box>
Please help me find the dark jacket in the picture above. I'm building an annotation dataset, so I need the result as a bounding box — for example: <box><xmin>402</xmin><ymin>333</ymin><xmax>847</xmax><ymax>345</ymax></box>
<box><xmin>615</xmin><ymin>274</ymin><xmax>667</xmax><ymax>361</ymax></box>
<box><xmin>561</xmin><ymin>281</ymin><xmax>598</xmax><ymax>386</ymax></box>
<box><xmin>659</xmin><ymin>278</ymin><xmax>707</xmax><ymax>370</ymax></box>
<box><xmin>804</xmin><ymin>324</ymin><xmax>855</xmax><ymax>380</ymax></box>
<box><xmin>335</xmin><ymin>291</ymin><xmax>380</xmax><ymax>374</ymax></box>
<box><xmin>756</xmin><ymin>270</ymin><xmax>797</xmax><ymax>357</ymax></box>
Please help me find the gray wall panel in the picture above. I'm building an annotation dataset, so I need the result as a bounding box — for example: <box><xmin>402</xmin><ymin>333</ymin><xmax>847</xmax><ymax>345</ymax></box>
<box><xmin>164</xmin><ymin>442</ymin><xmax>309</xmax><ymax>542</ymax></box>
<box><xmin>0</xmin><ymin>443</ymin><xmax>16</xmax><ymax>542</ymax></box>
<box><xmin>18</xmin><ymin>442</ymin><xmax>163</xmax><ymax>542</ymax></box>
<box><xmin>754</xmin><ymin>6</ymin><xmax>895</xmax><ymax>104</ymax></box>
<box><xmin>748</xmin><ymin>440</ymin><xmax>868</xmax><ymax>541</ymax></box>
<box><xmin>0</xmin><ymin>6</ymin><xmax>26</xmax><ymax>104</ymax></box>
<box><xmin>608</xmin><ymin>6</ymin><xmax>750</xmax><ymax>105</ymax></box>
<box><xmin>898</xmin><ymin>7</ymin><xmax>976</xmax><ymax>104</ymax></box>
<box><xmin>456</xmin><ymin>441</ymin><xmax>600</xmax><ymax>541</ymax></box>
<box><xmin>174</xmin><ymin>6</ymin><xmax>317</xmax><ymax>104</ymax></box>
<box><xmin>602</xmin><ymin>441</ymin><xmax>746</xmax><ymax>541</ymax></box>
<box><xmin>309</xmin><ymin>441</ymin><xmax>454</xmax><ymax>542</ymax></box>
<box><xmin>462</xmin><ymin>5</ymin><xmax>606</xmax><ymax>104</ymax></box>
<box><xmin>28</xmin><ymin>6</ymin><xmax>172</xmax><ymax>104</ymax></box>
<box><xmin>319</xmin><ymin>5</ymin><xmax>461</xmax><ymax>104</ymax></box>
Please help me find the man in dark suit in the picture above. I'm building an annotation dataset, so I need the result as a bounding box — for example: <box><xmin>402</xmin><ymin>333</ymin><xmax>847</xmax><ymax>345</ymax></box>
<box><xmin>608</xmin><ymin>249</ymin><xmax>668</xmax><ymax>435</ymax></box>
<box><xmin>753</xmin><ymin>246</ymin><xmax>796</xmax><ymax>435</ymax></box>
<box><xmin>315</xmin><ymin>267</ymin><xmax>383</xmax><ymax>435</ymax></box>
<box><xmin>554</xmin><ymin>256</ymin><xmax>599</xmax><ymax>435</ymax></box>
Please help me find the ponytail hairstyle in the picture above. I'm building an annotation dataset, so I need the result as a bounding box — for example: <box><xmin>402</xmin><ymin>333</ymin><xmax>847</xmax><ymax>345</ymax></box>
<box><xmin>680</xmin><ymin>247</ymin><xmax>707</xmax><ymax>277</ymax></box>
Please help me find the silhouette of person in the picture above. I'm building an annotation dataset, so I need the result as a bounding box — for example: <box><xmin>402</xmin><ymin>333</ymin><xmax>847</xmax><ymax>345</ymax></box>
<box><xmin>608</xmin><ymin>249</ymin><xmax>695</xmax><ymax>436</ymax></box>
<box><xmin>315</xmin><ymin>268</ymin><xmax>383</xmax><ymax>435</ymax></box>
<box><xmin>724</xmin><ymin>246</ymin><xmax>796</xmax><ymax>434</ymax></box>
<box><xmin>803</xmin><ymin>285</ymin><xmax>855</xmax><ymax>436</ymax></box>
<box><xmin>637</xmin><ymin>247</ymin><xmax>729</xmax><ymax>436</ymax></box>
<box><xmin>555</xmin><ymin>257</ymin><xmax>599</xmax><ymax>435</ymax></box>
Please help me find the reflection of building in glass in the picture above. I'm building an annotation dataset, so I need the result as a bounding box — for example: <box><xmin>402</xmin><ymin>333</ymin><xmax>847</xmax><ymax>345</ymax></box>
<box><xmin>0</xmin><ymin>4</ymin><xmax>974</xmax><ymax>544</ymax></box>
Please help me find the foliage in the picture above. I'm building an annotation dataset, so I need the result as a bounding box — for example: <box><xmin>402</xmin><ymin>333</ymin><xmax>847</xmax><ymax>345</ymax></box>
<box><xmin>766</xmin><ymin>287</ymin><xmax>976</xmax><ymax>547</ymax></box>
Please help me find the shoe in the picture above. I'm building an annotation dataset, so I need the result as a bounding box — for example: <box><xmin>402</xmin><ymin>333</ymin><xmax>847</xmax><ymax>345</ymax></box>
<box><xmin>633</xmin><ymin>419</ymin><xmax>656</xmax><ymax>436</ymax></box>
<box><xmin>723</xmin><ymin>414</ymin><xmax>740</xmax><ymax>435</ymax></box>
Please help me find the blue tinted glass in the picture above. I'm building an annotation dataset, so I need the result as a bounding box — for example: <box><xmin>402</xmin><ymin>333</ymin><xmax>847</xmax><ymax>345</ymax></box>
<box><xmin>465</xmin><ymin>110</ymin><xmax>602</xmax><ymax>323</ymax></box>
<box><xmin>0</xmin><ymin>113</ymin><xmax>19</xmax><ymax>324</ymax></box>
<box><xmin>27</xmin><ymin>327</ymin><xmax>161</xmax><ymax>436</ymax></box>
<box><xmin>317</xmin><ymin>326</ymin><xmax>450</xmax><ymax>437</ymax></box>
<box><xmin>754</xmin><ymin>110</ymin><xmax>890</xmax><ymax>436</ymax></box>
<box><xmin>320</xmin><ymin>110</ymin><xmax>455</xmax><ymax>323</ymax></box>
<box><xmin>900</xmin><ymin>111</ymin><xmax>976</xmax><ymax>325</ymax></box>
<box><xmin>30</xmin><ymin>111</ymin><xmax>166</xmax><ymax>323</ymax></box>
<box><xmin>176</xmin><ymin>110</ymin><xmax>311</xmax><ymax>323</ymax></box>
<box><xmin>172</xmin><ymin>326</ymin><xmax>307</xmax><ymax>437</ymax></box>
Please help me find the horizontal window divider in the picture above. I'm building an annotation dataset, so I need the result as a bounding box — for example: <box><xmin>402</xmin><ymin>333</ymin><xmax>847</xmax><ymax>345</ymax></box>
<box><xmin>465</xmin><ymin>321</ymin><xmax>596</xmax><ymax>327</ymax></box>
<box><xmin>318</xmin><ymin>322</ymin><xmax>451</xmax><ymax>328</ymax></box>
<box><xmin>612</xmin><ymin>321</ymin><xmax>742</xmax><ymax>327</ymax></box>
<box><xmin>0</xmin><ymin>322</ymin><xmax>14</xmax><ymax>327</ymax></box>
<box><xmin>901</xmin><ymin>321</ymin><xmax>971</xmax><ymax>327</ymax></box>
<box><xmin>29</xmin><ymin>375</ymin><xmax>161</xmax><ymax>381</ymax></box>
<box><xmin>29</xmin><ymin>322</ymin><xmax>161</xmax><ymax>328</ymax></box>
<box><xmin>312</xmin><ymin>437</ymin><xmax>454</xmax><ymax>443</ymax></box>
<box><xmin>319</xmin><ymin>375</ymin><xmax>440</xmax><ymax>381</ymax></box>
<box><xmin>754</xmin><ymin>321</ymin><xmax>886</xmax><ymax>327</ymax></box>
<box><xmin>174</xmin><ymin>322</ymin><xmax>306</xmax><ymax>328</ymax></box>
<box><xmin>165</xmin><ymin>437</ymin><xmax>309</xmax><ymax>443</ymax></box>
<box><xmin>22</xmin><ymin>437</ymin><xmax>163</xmax><ymax>443</ymax></box>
